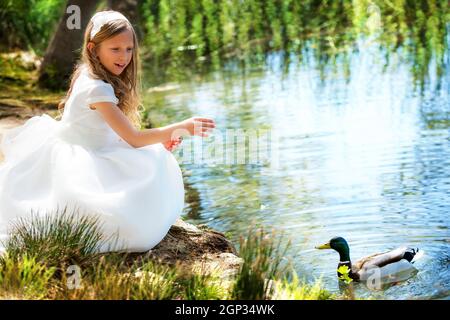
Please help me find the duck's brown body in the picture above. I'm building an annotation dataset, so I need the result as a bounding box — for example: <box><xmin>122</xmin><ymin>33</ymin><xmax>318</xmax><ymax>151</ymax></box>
<box><xmin>344</xmin><ymin>246</ymin><xmax>418</xmax><ymax>281</ymax></box>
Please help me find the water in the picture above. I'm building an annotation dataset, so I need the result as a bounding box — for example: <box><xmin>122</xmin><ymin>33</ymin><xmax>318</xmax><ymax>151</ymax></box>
<box><xmin>143</xmin><ymin>38</ymin><xmax>450</xmax><ymax>299</ymax></box>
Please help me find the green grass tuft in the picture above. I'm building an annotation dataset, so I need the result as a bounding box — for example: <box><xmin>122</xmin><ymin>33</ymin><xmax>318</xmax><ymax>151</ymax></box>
<box><xmin>2</xmin><ymin>205</ymin><xmax>114</xmax><ymax>269</ymax></box>
<box><xmin>231</xmin><ymin>225</ymin><xmax>290</xmax><ymax>300</ymax></box>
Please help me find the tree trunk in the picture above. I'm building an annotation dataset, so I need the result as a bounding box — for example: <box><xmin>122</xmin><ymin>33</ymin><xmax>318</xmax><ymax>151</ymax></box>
<box><xmin>107</xmin><ymin>0</ymin><xmax>143</xmax><ymax>43</ymax></box>
<box><xmin>38</xmin><ymin>0</ymin><xmax>99</xmax><ymax>90</ymax></box>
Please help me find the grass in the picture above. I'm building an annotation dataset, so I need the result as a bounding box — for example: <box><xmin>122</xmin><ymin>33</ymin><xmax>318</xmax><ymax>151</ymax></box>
<box><xmin>272</xmin><ymin>273</ymin><xmax>334</xmax><ymax>300</ymax></box>
<box><xmin>231</xmin><ymin>225</ymin><xmax>291</xmax><ymax>300</ymax></box>
<box><xmin>56</xmin><ymin>256</ymin><xmax>180</xmax><ymax>300</ymax></box>
<box><xmin>0</xmin><ymin>253</ymin><xmax>56</xmax><ymax>299</ymax></box>
<box><xmin>3</xmin><ymin>205</ymin><xmax>112</xmax><ymax>269</ymax></box>
<box><xmin>0</xmin><ymin>207</ymin><xmax>340</xmax><ymax>300</ymax></box>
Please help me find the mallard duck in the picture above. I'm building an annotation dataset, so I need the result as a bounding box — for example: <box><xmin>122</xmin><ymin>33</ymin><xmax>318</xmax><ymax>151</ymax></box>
<box><xmin>315</xmin><ymin>237</ymin><xmax>421</xmax><ymax>285</ymax></box>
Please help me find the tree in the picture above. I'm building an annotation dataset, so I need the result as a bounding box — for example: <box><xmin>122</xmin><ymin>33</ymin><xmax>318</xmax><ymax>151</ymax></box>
<box><xmin>38</xmin><ymin>0</ymin><xmax>99</xmax><ymax>90</ymax></box>
<box><xmin>108</xmin><ymin>0</ymin><xmax>144</xmax><ymax>42</ymax></box>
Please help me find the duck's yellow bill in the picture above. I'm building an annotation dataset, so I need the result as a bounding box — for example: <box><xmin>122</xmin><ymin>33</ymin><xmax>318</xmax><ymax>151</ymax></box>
<box><xmin>315</xmin><ymin>243</ymin><xmax>331</xmax><ymax>249</ymax></box>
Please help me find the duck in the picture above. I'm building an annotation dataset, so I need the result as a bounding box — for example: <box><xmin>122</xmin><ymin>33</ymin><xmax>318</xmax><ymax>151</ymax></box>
<box><xmin>315</xmin><ymin>237</ymin><xmax>421</xmax><ymax>285</ymax></box>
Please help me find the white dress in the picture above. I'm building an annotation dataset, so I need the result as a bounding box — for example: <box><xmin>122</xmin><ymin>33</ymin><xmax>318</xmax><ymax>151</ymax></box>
<box><xmin>0</xmin><ymin>65</ymin><xmax>185</xmax><ymax>253</ymax></box>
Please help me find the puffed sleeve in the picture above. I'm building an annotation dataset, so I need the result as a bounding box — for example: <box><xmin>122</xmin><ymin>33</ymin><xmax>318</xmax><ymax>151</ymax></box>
<box><xmin>85</xmin><ymin>82</ymin><xmax>119</xmax><ymax>105</ymax></box>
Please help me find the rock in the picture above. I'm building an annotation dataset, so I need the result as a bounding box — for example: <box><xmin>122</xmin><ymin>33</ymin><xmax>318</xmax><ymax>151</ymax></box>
<box><xmin>126</xmin><ymin>219</ymin><xmax>242</xmax><ymax>279</ymax></box>
<box><xmin>80</xmin><ymin>220</ymin><xmax>242</xmax><ymax>283</ymax></box>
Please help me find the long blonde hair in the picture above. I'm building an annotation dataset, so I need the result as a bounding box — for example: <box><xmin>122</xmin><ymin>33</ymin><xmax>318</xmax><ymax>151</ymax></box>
<box><xmin>58</xmin><ymin>12</ymin><xmax>142</xmax><ymax>128</ymax></box>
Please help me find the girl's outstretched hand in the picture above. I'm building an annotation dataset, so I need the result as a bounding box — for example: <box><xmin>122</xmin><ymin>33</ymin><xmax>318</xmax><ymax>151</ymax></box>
<box><xmin>163</xmin><ymin>136</ymin><xmax>183</xmax><ymax>152</ymax></box>
<box><xmin>180</xmin><ymin>117</ymin><xmax>215</xmax><ymax>137</ymax></box>
<box><xmin>165</xmin><ymin>117</ymin><xmax>215</xmax><ymax>151</ymax></box>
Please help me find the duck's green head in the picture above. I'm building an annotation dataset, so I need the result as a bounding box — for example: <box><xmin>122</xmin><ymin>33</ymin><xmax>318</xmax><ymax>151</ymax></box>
<box><xmin>315</xmin><ymin>237</ymin><xmax>350</xmax><ymax>260</ymax></box>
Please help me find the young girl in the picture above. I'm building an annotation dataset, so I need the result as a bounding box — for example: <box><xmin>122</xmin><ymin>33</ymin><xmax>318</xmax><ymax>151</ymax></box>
<box><xmin>0</xmin><ymin>10</ymin><xmax>215</xmax><ymax>254</ymax></box>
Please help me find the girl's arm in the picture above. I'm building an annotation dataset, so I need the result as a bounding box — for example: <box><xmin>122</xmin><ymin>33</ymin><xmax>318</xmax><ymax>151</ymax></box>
<box><xmin>91</xmin><ymin>102</ymin><xmax>215</xmax><ymax>148</ymax></box>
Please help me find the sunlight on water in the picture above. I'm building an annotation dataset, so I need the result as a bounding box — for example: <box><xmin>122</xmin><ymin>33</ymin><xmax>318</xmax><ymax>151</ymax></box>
<box><xmin>146</xmin><ymin>38</ymin><xmax>449</xmax><ymax>299</ymax></box>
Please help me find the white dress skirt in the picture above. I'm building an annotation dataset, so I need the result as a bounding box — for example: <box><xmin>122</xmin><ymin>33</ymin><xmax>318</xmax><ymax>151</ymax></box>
<box><xmin>0</xmin><ymin>65</ymin><xmax>185</xmax><ymax>254</ymax></box>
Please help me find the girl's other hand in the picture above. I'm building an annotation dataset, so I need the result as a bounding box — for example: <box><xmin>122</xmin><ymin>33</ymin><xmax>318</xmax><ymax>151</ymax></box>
<box><xmin>163</xmin><ymin>136</ymin><xmax>183</xmax><ymax>152</ymax></box>
<box><xmin>181</xmin><ymin>117</ymin><xmax>215</xmax><ymax>137</ymax></box>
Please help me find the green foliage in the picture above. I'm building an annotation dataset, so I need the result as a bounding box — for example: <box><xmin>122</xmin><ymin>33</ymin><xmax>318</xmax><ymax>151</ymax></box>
<box><xmin>351</xmin><ymin>0</ymin><xmax>449</xmax><ymax>90</ymax></box>
<box><xmin>0</xmin><ymin>0</ymin><xmax>66</xmax><ymax>53</ymax></box>
<box><xmin>1</xmin><ymin>1</ymin><xmax>446</xmax><ymax>89</ymax></box>
<box><xmin>138</xmin><ymin>0</ymin><xmax>448</xmax><ymax>88</ymax></box>
<box><xmin>337</xmin><ymin>265</ymin><xmax>353</xmax><ymax>284</ymax></box>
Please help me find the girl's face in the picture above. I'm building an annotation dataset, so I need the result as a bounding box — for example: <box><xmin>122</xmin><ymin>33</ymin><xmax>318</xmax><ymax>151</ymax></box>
<box><xmin>91</xmin><ymin>29</ymin><xmax>134</xmax><ymax>76</ymax></box>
